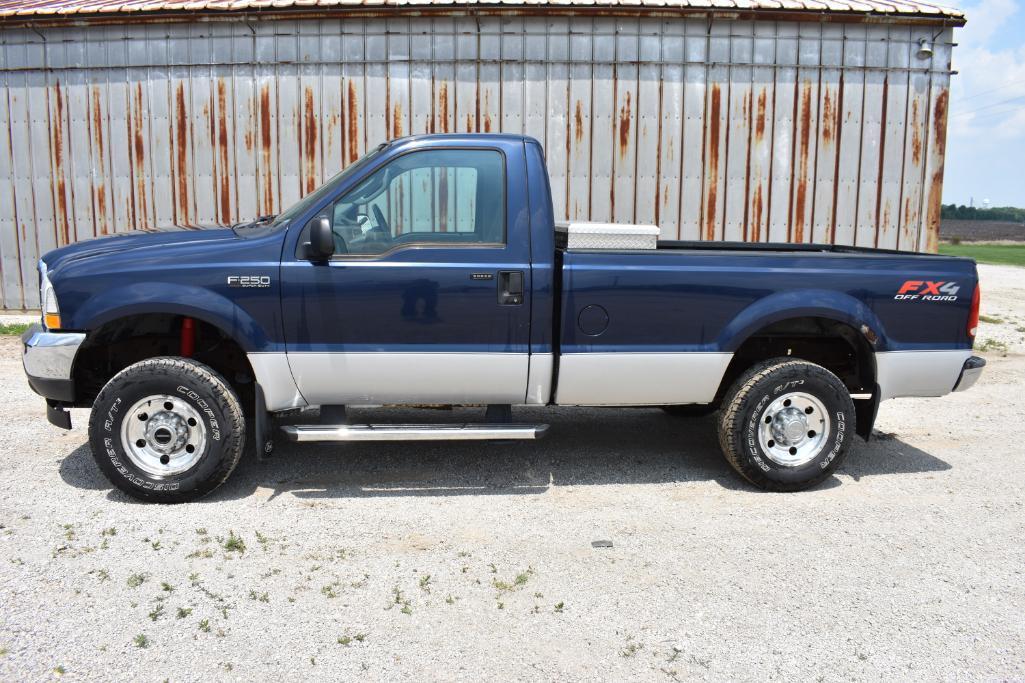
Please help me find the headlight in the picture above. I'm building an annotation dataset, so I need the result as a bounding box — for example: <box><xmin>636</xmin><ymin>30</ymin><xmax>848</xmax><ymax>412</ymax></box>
<box><xmin>39</xmin><ymin>261</ymin><xmax>61</xmax><ymax>330</ymax></box>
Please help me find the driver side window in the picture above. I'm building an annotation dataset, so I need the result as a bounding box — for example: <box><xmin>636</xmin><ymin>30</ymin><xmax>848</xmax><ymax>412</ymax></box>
<box><xmin>324</xmin><ymin>148</ymin><xmax>506</xmax><ymax>256</ymax></box>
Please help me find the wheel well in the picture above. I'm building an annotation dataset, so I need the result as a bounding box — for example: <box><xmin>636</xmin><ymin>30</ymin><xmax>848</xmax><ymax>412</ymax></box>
<box><xmin>72</xmin><ymin>314</ymin><xmax>255</xmax><ymax>410</ymax></box>
<box><xmin>715</xmin><ymin>317</ymin><xmax>876</xmax><ymax>404</ymax></box>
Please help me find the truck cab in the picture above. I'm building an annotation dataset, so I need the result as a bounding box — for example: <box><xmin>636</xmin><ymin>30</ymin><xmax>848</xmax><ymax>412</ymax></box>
<box><xmin>22</xmin><ymin>134</ymin><xmax>985</xmax><ymax>502</ymax></box>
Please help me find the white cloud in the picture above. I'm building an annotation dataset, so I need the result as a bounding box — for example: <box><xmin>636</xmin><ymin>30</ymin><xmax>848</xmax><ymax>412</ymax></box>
<box><xmin>947</xmin><ymin>0</ymin><xmax>1025</xmax><ymax>141</ymax></box>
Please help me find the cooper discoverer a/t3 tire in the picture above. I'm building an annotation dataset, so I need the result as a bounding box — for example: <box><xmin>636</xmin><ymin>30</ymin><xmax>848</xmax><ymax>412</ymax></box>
<box><xmin>87</xmin><ymin>357</ymin><xmax>246</xmax><ymax>503</ymax></box>
<box><xmin>718</xmin><ymin>358</ymin><xmax>856</xmax><ymax>492</ymax></box>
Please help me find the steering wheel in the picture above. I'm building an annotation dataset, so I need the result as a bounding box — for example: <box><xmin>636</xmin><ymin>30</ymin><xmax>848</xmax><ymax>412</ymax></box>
<box><xmin>371</xmin><ymin>205</ymin><xmax>391</xmax><ymax>239</ymax></box>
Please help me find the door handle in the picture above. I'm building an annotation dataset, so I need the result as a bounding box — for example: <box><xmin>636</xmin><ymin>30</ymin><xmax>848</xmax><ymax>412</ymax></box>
<box><xmin>498</xmin><ymin>270</ymin><xmax>524</xmax><ymax>306</ymax></box>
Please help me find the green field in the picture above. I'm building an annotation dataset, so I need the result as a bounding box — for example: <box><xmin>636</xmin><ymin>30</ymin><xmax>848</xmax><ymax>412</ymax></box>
<box><xmin>0</xmin><ymin>322</ymin><xmax>31</xmax><ymax>336</ymax></box>
<box><xmin>938</xmin><ymin>243</ymin><xmax>1025</xmax><ymax>267</ymax></box>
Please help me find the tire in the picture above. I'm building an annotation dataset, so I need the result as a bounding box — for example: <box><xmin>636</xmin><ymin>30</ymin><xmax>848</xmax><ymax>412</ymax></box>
<box><xmin>717</xmin><ymin>358</ymin><xmax>855</xmax><ymax>492</ymax></box>
<box><xmin>87</xmin><ymin>357</ymin><xmax>246</xmax><ymax>503</ymax></box>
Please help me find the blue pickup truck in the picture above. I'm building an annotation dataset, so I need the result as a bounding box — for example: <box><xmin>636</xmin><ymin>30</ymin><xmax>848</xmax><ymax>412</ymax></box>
<box><xmin>22</xmin><ymin>133</ymin><xmax>985</xmax><ymax>502</ymax></box>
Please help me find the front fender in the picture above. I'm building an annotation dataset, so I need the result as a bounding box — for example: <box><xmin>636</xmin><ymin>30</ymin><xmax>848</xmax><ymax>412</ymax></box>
<box><xmin>69</xmin><ymin>282</ymin><xmax>270</xmax><ymax>352</ymax></box>
<box><xmin>716</xmin><ymin>288</ymin><xmax>889</xmax><ymax>352</ymax></box>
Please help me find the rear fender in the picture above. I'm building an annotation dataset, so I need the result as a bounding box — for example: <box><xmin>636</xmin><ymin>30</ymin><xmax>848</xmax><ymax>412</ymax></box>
<box><xmin>716</xmin><ymin>289</ymin><xmax>888</xmax><ymax>353</ymax></box>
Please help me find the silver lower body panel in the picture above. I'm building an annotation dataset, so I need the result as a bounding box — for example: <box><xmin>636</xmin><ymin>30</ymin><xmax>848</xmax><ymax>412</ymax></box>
<box><xmin>554</xmin><ymin>352</ymin><xmax>733</xmax><ymax>405</ymax></box>
<box><xmin>875</xmin><ymin>349</ymin><xmax>973</xmax><ymax>401</ymax></box>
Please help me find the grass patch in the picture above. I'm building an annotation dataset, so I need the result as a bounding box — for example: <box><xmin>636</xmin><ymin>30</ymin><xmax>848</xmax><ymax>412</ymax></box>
<box><xmin>939</xmin><ymin>243</ymin><xmax>1025</xmax><ymax>267</ymax></box>
<box><xmin>133</xmin><ymin>634</ymin><xmax>149</xmax><ymax>648</ymax></box>
<box><xmin>978</xmin><ymin>314</ymin><xmax>1003</xmax><ymax>324</ymax></box>
<box><xmin>977</xmin><ymin>338</ymin><xmax>1009</xmax><ymax>355</ymax></box>
<box><xmin>0</xmin><ymin>322</ymin><xmax>31</xmax><ymax>336</ymax></box>
<box><xmin>222</xmin><ymin>531</ymin><xmax>246</xmax><ymax>554</ymax></box>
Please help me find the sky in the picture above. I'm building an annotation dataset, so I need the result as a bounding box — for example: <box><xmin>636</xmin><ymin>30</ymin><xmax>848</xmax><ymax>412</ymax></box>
<box><xmin>944</xmin><ymin>0</ymin><xmax>1025</xmax><ymax>207</ymax></box>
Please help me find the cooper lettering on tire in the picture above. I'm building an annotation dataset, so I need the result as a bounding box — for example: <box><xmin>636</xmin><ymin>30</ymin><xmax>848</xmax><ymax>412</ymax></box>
<box><xmin>718</xmin><ymin>358</ymin><xmax>856</xmax><ymax>492</ymax></box>
<box><xmin>87</xmin><ymin>357</ymin><xmax>245</xmax><ymax>503</ymax></box>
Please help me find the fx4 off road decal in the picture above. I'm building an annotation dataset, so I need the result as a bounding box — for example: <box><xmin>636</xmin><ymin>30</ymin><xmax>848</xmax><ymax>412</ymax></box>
<box><xmin>894</xmin><ymin>280</ymin><xmax>960</xmax><ymax>302</ymax></box>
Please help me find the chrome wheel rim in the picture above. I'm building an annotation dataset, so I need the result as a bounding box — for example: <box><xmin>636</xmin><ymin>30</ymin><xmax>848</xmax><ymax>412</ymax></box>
<box><xmin>757</xmin><ymin>392</ymin><xmax>830</xmax><ymax>467</ymax></box>
<box><xmin>120</xmin><ymin>394</ymin><xmax>207</xmax><ymax>476</ymax></box>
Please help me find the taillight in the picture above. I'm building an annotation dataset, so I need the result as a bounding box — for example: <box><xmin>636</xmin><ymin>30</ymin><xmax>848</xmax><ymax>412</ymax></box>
<box><xmin>967</xmin><ymin>284</ymin><xmax>980</xmax><ymax>339</ymax></box>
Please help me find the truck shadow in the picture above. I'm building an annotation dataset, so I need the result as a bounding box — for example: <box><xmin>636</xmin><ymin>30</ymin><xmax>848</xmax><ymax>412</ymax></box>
<box><xmin>57</xmin><ymin>406</ymin><xmax>952</xmax><ymax>503</ymax></box>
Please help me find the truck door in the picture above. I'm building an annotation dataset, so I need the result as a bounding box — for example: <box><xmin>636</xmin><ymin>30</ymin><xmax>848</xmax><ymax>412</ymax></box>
<box><xmin>279</xmin><ymin>143</ymin><xmax>532</xmax><ymax>406</ymax></box>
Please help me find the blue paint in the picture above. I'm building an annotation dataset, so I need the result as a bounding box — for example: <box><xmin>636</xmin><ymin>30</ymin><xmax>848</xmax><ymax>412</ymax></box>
<box><xmin>40</xmin><ymin>133</ymin><xmax>978</xmax><ymax>396</ymax></box>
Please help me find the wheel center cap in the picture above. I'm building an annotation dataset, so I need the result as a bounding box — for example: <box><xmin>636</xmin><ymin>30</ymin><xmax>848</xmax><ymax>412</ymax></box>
<box><xmin>772</xmin><ymin>407</ymin><xmax>808</xmax><ymax>446</ymax></box>
<box><xmin>145</xmin><ymin>411</ymin><xmax>189</xmax><ymax>455</ymax></box>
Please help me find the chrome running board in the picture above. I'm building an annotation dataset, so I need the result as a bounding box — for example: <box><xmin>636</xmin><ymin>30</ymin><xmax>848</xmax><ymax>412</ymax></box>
<box><xmin>281</xmin><ymin>423</ymin><xmax>550</xmax><ymax>443</ymax></box>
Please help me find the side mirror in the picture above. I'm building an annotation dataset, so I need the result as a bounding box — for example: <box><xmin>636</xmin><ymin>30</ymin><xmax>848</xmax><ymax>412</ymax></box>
<box><xmin>308</xmin><ymin>217</ymin><xmax>334</xmax><ymax>260</ymax></box>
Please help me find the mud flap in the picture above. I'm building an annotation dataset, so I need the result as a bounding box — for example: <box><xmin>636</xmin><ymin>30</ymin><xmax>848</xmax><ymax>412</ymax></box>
<box><xmin>254</xmin><ymin>384</ymin><xmax>273</xmax><ymax>460</ymax></box>
<box><xmin>854</xmin><ymin>387</ymin><xmax>880</xmax><ymax>441</ymax></box>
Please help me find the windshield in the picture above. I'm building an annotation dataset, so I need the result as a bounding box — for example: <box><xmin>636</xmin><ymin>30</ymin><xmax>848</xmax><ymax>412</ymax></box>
<box><xmin>270</xmin><ymin>144</ymin><xmax>387</xmax><ymax>229</ymax></box>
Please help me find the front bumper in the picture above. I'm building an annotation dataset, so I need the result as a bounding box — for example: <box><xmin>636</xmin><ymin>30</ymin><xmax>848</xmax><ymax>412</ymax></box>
<box><xmin>953</xmin><ymin>355</ymin><xmax>986</xmax><ymax>393</ymax></box>
<box><xmin>22</xmin><ymin>323</ymin><xmax>85</xmax><ymax>404</ymax></box>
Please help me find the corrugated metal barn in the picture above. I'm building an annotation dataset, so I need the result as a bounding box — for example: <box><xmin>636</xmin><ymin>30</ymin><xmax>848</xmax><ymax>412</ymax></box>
<box><xmin>0</xmin><ymin>0</ymin><xmax>963</xmax><ymax>310</ymax></box>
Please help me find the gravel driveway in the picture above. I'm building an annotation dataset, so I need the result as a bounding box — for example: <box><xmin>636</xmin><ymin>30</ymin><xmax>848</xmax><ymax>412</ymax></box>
<box><xmin>2</xmin><ymin>265</ymin><xmax>1024</xmax><ymax>682</ymax></box>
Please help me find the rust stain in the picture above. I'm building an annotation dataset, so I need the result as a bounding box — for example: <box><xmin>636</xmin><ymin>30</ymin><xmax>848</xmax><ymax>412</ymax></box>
<box><xmin>259</xmin><ymin>85</ymin><xmax>274</xmax><ymax>215</ymax></box>
<box><xmin>90</xmin><ymin>87</ymin><xmax>108</xmax><ymax>234</ymax></box>
<box><xmin>755</xmin><ymin>89</ymin><xmax>767</xmax><ymax>142</ymax></box>
<box><xmin>174</xmin><ymin>82</ymin><xmax>190</xmax><ymax>226</ymax></box>
<box><xmin>217</xmin><ymin>80</ymin><xmax>232</xmax><ymax>224</ymax></box>
<box><xmin>742</xmin><ymin>89</ymin><xmax>754</xmax><ymax>242</ymax></box>
<box><xmin>793</xmin><ymin>84</ymin><xmax>813</xmax><ymax>243</ymax></box>
<box><xmin>933</xmin><ymin>89</ymin><xmax>949</xmax><ymax>158</ymax></box>
<box><xmin>346</xmin><ymin>81</ymin><xmax>359</xmax><ymax>163</ymax></box>
<box><xmin>925</xmin><ymin>89</ymin><xmax>951</xmax><ymax>252</ymax></box>
<box><xmin>574</xmin><ymin>100</ymin><xmax>583</xmax><ymax>144</ymax></box>
<box><xmin>394</xmin><ymin>176</ymin><xmax>405</xmax><ymax>234</ymax></box>
<box><xmin>465</xmin><ymin>113</ymin><xmax>473</xmax><ymax>133</ymax></box>
<box><xmin>821</xmin><ymin>89</ymin><xmax>834</xmax><ymax>144</ymax></box>
<box><xmin>91</xmin><ymin>87</ymin><xmax>106</xmax><ymax>167</ymax></box>
<box><xmin>484</xmin><ymin>112</ymin><xmax>492</xmax><ymax>133</ymax></box>
<box><xmin>51</xmin><ymin>82</ymin><xmax>70</xmax><ymax>245</ymax></box>
<box><xmin>95</xmin><ymin>184</ymin><xmax>107</xmax><ymax>234</ymax></box>
<box><xmin>438</xmin><ymin>83</ymin><xmax>449</xmax><ymax>134</ymax></box>
<box><xmin>704</xmin><ymin>85</ymin><xmax>721</xmax><ymax>242</ymax></box>
<box><xmin>618</xmin><ymin>91</ymin><xmax>632</xmax><ymax>159</ymax></box>
<box><xmin>304</xmin><ymin>88</ymin><xmax>319</xmax><ymax>195</ymax></box>
<box><xmin>392</xmin><ymin>102</ymin><xmax>403</xmax><ymax>139</ymax></box>
<box><xmin>751</xmin><ymin>183</ymin><xmax>764</xmax><ymax>242</ymax></box>
<box><xmin>911</xmin><ymin>99</ymin><xmax>922</xmax><ymax>166</ymax></box>
<box><xmin>438</xmin><ymin>168</ymin><xmax>448</xmax><ymax>232</ymax></box>
<box><xmin>132</xmin><ymin>83</ymin><xmax>148</xmax><ymax>229</ymax></box>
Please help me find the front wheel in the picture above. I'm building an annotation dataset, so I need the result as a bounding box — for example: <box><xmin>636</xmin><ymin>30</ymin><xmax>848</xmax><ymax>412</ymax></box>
<box><xmin>717</xmin><ymin>358</ymin><xmax>855</xmax><ymax>492</ymax></box>
<box><xmin>87</xmin><ymin>357</ymin><xmax>246</xmax><ymax>503</ymax></box>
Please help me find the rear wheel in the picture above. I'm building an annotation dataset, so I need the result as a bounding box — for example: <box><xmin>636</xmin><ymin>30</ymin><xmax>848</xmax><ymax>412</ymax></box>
<box><xmin>87</xmin><ymin>357</ymin><xmax>245</xmax><ymax>503</ymax></box>
<box><xmin>718</xmin><ymin>358</ymin><xmax>855</xmax><ymax>491</ymax></box>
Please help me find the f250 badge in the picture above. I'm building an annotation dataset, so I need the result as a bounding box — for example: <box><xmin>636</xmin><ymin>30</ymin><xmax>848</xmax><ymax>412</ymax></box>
<box><xmin>894</xmin><ymin>280</ymin><xmax>960</xmax><ymax>302</ymax></box>
<box><xmin>227</xmin><ymin>275</ymin><xmax>271</xmax><ymax>288</ymax></box>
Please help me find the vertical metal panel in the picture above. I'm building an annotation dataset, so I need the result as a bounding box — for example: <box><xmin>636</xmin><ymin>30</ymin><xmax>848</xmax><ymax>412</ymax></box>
<box><xmin>767</xmin><ymin>22</ymin><xmax>797</xmax><ymax>243</ymax></box>
<box><xmin>0</xmin><ymin>14</ymin><xmax>957</xmax><ymax>308</ymax></box>
<box><xmin>722</xmin><ymin>20</ymin><xmax>753</xmax><ymax>243</ymax></box>
<box><xmin>919</xmin><ymin>27</ymin><xmax>953</xmax><ymax>254</ymax></box>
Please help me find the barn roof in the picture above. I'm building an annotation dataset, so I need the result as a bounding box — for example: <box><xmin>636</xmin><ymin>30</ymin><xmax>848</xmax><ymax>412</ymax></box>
<box><xmin>0</xmin><ymin>0</ymin><xmax>966</xmax><ymax>24</ymax></box>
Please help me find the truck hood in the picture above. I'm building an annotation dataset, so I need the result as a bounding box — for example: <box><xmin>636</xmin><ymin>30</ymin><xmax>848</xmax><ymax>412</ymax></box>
<box><xmin>42</xmin><ymin>227</ymin><xmax>240</xmax><ymax>274</ymax></box>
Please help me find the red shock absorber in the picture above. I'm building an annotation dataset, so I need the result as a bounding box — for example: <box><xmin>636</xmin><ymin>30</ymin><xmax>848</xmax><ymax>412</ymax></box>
<box><xmin>180</xmin><ymin>317</ymin><xmax>195</xmax><ymax>358</ymax></box>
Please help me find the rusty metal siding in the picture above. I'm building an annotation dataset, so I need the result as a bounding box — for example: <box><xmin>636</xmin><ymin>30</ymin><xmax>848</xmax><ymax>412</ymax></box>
<box><xmin>0</xmin><ymin>15</ymin><xmax>955</xmax><ymax>309</ymax></box>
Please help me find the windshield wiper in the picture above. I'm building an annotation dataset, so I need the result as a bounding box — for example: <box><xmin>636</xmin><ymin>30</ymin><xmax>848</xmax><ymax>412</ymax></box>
<box><xmin>231</xmin><ymin>215</ymin><xmax>277</xmax><ymax>233</ymax></box>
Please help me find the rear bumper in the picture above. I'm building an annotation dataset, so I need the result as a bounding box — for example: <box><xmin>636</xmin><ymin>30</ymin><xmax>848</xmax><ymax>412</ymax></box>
<box><xmin>953</xmin><ymin>355</ymin><xmax>986</xmax><ymax>393</ymax></box>
<box><xmin>22</xmin><ymin>323</ymin><xmax>84</xmax><ymax>404</ymax></box>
